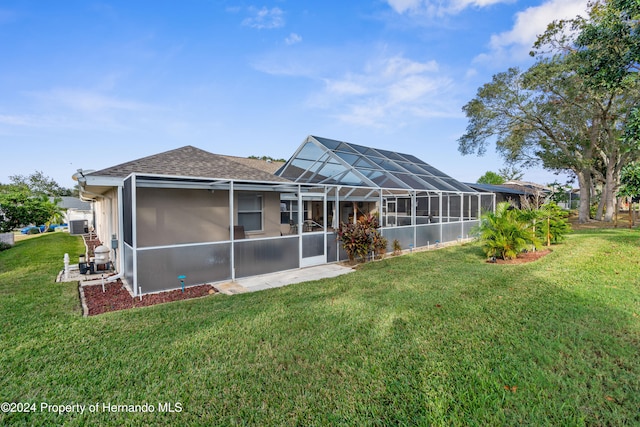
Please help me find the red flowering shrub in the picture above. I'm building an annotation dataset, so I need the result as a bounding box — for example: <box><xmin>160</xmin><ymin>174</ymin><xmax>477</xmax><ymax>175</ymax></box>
<box><xmin>337</xmin><ymin>214</ymin><xmax>387</xmax><ymax>263</ymax></box>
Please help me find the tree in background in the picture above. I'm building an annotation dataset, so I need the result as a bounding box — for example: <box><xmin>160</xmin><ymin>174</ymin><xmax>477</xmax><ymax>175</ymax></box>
<box><xmin>458</xmin><ymin>62</ymin><xmax>601</xmax><ymax>223</ymax></box>
<box><xmin>477</xmin><ymin>171</ymin><xmax>505</xmax><ymax>185</ymax></box>
<box><xmin>548</xmin><ymin>181</ymin><xmax>573</xmax><ymax>206</ymax></box>
<box><xmin>573</xmin><ymin>0</ymin><xmax>639</xmax><ymax>91</ymax></box>
<box><xmin>498</xmin><ymin>165</ymin><xmax>524</xmax><ymax>181</ymax></box>
<box><xmin>0</xmin><ymin>191</ymin><xmax>61</xmax><ymax>233</ymax></box>
<box><xmin>248</xmin><ymin>155</ymin><xmax>286</xmax><ymax>163</ymax></box>
<box><xmin>8</xmin><ymin>171</ymin><xmax>73</xmax><ymax>197</ymax></box>
<box><xmin>617</xmin><ymin>162</ymin><xmax>640</xmax><ymax>226</ymax></box>
<box><xmin>541</xmin><ymin>0</ymin><xmax>640</xmax><ymax>221</ymax></box>
<box><xmin>459</xmin><ymin>0</ymin><xmax>640</xmax><ymax>223</ymax></box>
<box><xmin>0</xmin><ymin>171</ymin><xmax>69</xmax><ymax>232</ymax></box>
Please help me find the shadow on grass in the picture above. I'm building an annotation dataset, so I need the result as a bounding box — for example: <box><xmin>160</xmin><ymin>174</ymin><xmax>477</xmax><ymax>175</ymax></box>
<box><xmin>1</xmin><ymin>232</ymin><xmax>639</xmax><ymax>426</ymax></box>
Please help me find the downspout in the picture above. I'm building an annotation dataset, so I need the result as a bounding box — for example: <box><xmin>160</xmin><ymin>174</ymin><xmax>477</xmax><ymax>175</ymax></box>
<box><xmin>106</xmin><ymin>184</ymin><xmax>125</xmax><ymax>284</ymax></box>
<box><xmin>105</xmin><ymin>272</ymin><xmax>124</xmax><ymax>283</ymax></box>
<box><xmin>439</xmin><ymin>192</ymin><xmax>443</xmax><ymax>244</ymax></box>
<box><xmin>459</xmin><ymin>192</ymin><xmax>464</xmax><ymax>239</ymax></box>
<box><xmin>117</xmin><ymin>184</ymin><xmax>124</xmax><ymax>274</ymax></box>
<box><xmin>412</xmin><ymin>191</ymin><xmax>416</xmax><ymax>248</ymax></box>
<box><xmin>323</xmin><ymin>186</ymin><xmax>328</xmax><ymax>263</ymax></box>
<box><xmin>378</xmin><ymin>191</ymin><xmax>382</xmax><ymax>226</ymax></box>
<box><xmin>298</xmin><ymin>184</ymin><xmax>303</xmax><ymax>268</ymax></box>
<box><xmin>230</xmin><ymin>181</ymin><xmax>235</xmax><ymax>281</ymax></box>
<box><xmin>130</xmin><ymin>175</ymin><xmax>139</xmax><ymax>297</ymax></box>
<box><xmin>336</xmin><ymin>186</ymin><xmax>341</xmax><ymax>260</ymax></box>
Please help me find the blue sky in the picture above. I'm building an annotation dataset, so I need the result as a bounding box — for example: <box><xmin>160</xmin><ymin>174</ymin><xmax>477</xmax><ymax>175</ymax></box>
<box><xmin>0</xmin><ymin>0</ymin><xmax>590</xmax><ymax>189</ymax></box>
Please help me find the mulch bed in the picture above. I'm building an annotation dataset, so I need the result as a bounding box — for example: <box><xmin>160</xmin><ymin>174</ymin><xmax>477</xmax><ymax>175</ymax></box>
<box><xmin>79</xmin><ymin>234</ymin><xmax>217</xmax><ymax>316</ymax></box>
<box><xmin>83</xmin><ymin>234</ymin><xmax>102</xmax><ymax>257</ymax></box>
<box><xmin>489</xmin><ymin>249</ymin><xmax>552</xmax><ymax>265</ymax></box>
<box><xmin>82</xmin><ymin>280</ymin><xmax>216</xmax><ymax>316</ymax></box>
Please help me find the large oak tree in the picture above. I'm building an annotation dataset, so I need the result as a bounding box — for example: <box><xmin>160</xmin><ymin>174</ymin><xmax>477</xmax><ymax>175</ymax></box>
<box><xmin>458</xmin><ymin>0</ymin><xmax>640</xmax><ymax>223</ymax></box>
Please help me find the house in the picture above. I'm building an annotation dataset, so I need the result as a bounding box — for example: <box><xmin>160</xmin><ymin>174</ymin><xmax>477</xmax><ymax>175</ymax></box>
<box><xmin>465</xmin><ymin>183</ymin><xmax>529</xmax><ymax>208</ymax></box>
<box><xmin>466</xmin><ymin>181</ymin><xmax>553</xmax><ymax>209</ymax></box>
<box><xmin>76</xmin><ymin>136</ymin><xmax>494</xmax><ymax>295</ymax></box>
<box><xmin>51</xmin><ymin>196</ymin><xmax>93</xmax><ymax>227</ymax></box>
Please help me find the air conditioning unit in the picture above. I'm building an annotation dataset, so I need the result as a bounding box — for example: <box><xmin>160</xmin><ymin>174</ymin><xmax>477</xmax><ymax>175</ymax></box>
<box><xmin>69</xmin><ymin>219</ymin><xmax>88</xmax><ymax>235</ymax></box>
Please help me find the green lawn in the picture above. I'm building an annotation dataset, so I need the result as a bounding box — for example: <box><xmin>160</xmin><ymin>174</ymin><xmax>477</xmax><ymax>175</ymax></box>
<box><xmin>1</xmin><ymin>230</ymin><xmax>639</xmax><ymax>426</ymax></box>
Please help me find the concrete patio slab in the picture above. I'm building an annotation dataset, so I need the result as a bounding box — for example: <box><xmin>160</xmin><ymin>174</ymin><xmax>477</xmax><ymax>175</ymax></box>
<box><xmin>215</xmin><ymin>282</ymin><xmax>249</xmax><ymax>295</ymax></box>
<box><xmin>216</xmin><ymin>263</ymin><xmax>354</xmax><ymax>294</ymax></box>
<box><xmin>56</xmin><ymin>264</ymin><xmax>115</xmax><ymax>284</ymax></box>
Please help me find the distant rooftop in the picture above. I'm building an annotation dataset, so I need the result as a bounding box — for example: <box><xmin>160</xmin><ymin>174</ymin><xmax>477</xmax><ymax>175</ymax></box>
<box><xmin>502</xmin><ymin>181</ymin><xmax>551</xmax><ymax>194</ymax></box>
<box><xmin>220</xmin><ymin>155</ymin><xmax>284</xmax><ymax>175</ymax></box>
<box><xmin>50</xmin><ymin>196</ymin><xmax>92</xmax><ymax>210</ymax></box>
<box><xmin>465</xmin><ymin>183</ymin><xmax>527</xmax><ymax>195</ymax></box>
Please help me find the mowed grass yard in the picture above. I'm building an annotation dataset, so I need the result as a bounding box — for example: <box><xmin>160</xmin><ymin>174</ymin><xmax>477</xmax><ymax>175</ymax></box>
<box><xmin>1</xmin><ymin>230</ymin><xmax>639</xmax><ymax>426</ymax></box>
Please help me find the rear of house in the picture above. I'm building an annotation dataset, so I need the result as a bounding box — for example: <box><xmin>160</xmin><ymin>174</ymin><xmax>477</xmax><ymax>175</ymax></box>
<box><xmin>77</xmin><ymin>137</ymin><xmax>494</xmax><ymax>296</ymax></box>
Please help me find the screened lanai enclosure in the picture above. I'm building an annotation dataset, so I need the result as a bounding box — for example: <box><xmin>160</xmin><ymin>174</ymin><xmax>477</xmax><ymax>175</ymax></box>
<box><xmin>119</xmin><ymin>136</ymin><xmax>494</xmax><ymax>295</ymax></box>
<box><xmin>276</xmin><ymin>136</ymin><xmax>494</xmax><ymax>250</ymax></box>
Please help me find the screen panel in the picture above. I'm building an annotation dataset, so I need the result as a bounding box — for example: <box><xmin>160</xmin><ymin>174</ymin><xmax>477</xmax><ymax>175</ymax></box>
<box><xmin>234</xmin><ymin>236</ymin><xmax>299</xmax><ymax>278</ymax></box>
<box><xmin>136</xmin><ymin>242</ymin><xmax>232</xmax><ymax>293</ymax></box>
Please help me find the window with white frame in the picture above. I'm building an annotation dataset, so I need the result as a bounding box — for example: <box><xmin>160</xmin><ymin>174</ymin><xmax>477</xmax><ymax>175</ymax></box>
<box><xmin>238</xmin><ymin>193</ymin><xmax>263</xmax><ymax>232</ymax></box>
<box><xmin>280</xmin><ymin>200</ymin><xmax>298</xmax><ymax>225</ymax></box>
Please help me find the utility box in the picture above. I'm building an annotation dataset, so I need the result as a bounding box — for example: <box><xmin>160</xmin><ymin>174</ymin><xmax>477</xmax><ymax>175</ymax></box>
<box><xmin>69</xmin><ymin>219</ymin><xmax>88</xmax><ymax>235</ymax></box>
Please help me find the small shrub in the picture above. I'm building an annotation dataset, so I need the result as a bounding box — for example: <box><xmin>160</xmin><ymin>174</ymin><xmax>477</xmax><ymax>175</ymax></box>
<box><xmin>0</xmin><ymin>241</ymin><xmax>13</xmax><ymax>251</ymax></box>
<box><xmin>475</xmin><ymin>202</ymin><xmax>540</xmax><ymax>260</ymax></box>
<box><xmin>373</xmin><ymin>235</ymin><xmax>388</xmax><ymax>259</ymax></box>
<box><xmin>392</xmin><ymin>239</ymin><xmax>402</xmax><ymax>256</ymax></box>
<box><xmin>537</xmin><ymin>202</ymin><xmax>571</xmax><ymax>245</ymax></box>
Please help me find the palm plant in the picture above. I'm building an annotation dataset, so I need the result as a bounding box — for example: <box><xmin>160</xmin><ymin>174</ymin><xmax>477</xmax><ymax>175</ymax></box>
<box><xmin>537</xmin><ymin>202</ymin><xmax>571</xmax><ymax>245</ymax></box>
<box><xmin>475</xmin><ymin>202</ymin><xmax>540</xmax><ymax>260</ymax></box>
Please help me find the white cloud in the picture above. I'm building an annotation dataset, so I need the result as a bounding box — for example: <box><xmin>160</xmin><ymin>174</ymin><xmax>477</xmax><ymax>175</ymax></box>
<box><xmin>310</xmin><ymin>54</ymin><xmax>458</xmax><ymax>127</ymax></box>
<box><xmin>0</xmin><ymin>88</ymin><xmax>155</xmax><ymax>132</ymax></box>
<box><xmin>476</xmin><ymin>0</ymin><xmax>590</xmax><ymax>65</ymax></box>
<box><xmin>386</xmin><ymin>0</ymin><xmax>512</xmax><ymax>16</ymax></box>
<box><xmin>453</xmin><ymin>0</ymin><xmax>510</xmax><ymax>8</ymax></box>
<box><xmin>335</xmin><ymin>103</ymin><xmax>389</xmax><ymax>127</ymax></box>
<box><xmin>387</xmin><ymin>75</ymin><xmax>440</xmax><ymax>103</ymax></box>
<box><xmin>387</xmin><ymin>0</ymin><xmax>421</xmax><ymax>14</ymax></box>
<box><xmin>252</xmin><ymin>46</ymin><xmax>462</xmax><ymax>128</ymax></box>
<box><xmin>380</xmin><ymin>56</ymin><xmax>439</xmax><ymax>77</ymax></box>
<box><xmin>250</xmin><ymin>46</ymin><xmax>342</xmax><ymax>77</ymax></box>
<box><xmin>242</xmin><ymin>7</ymin><xmax>285</xmax><ymax>29</ymax></box>
<box><xmin>251</xmin><ymin>55</ymin><xmax>316</xmax><ymax>77</ymax></box>
<box><xmin>0</xmin><ymin>112</ymin><xmax>122</xmax><ymax>131</ymax></box>
<box><xmin>0</xmin><ymin>114</ymin><xmax>39</xmax><ymax>126</ymax></box>
<box><xmin>36</xmin><ymin>88</ymin><xmax>149</xmax><ymax>113</ymax></box>
<box><xmin>285</xmin><ymin>33</ymin><xmax>302</xmax><ymax>45</ymax></box>
<box><xmin>324</xmin><ymin>78</ymin><xmax>369</xmax><ymax>96</ymax></box>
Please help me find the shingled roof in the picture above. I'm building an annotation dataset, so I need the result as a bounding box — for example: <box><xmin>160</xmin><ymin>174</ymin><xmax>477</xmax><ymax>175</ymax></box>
<box><xmin>87</xmin><ymin>146</ymin><xmax>291</xmax><ymax>183</ymax></box>
<box><xmin>220</xmin><ymin>155</ymin><xmax>284</xmax><ymax>174</ymax></box>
